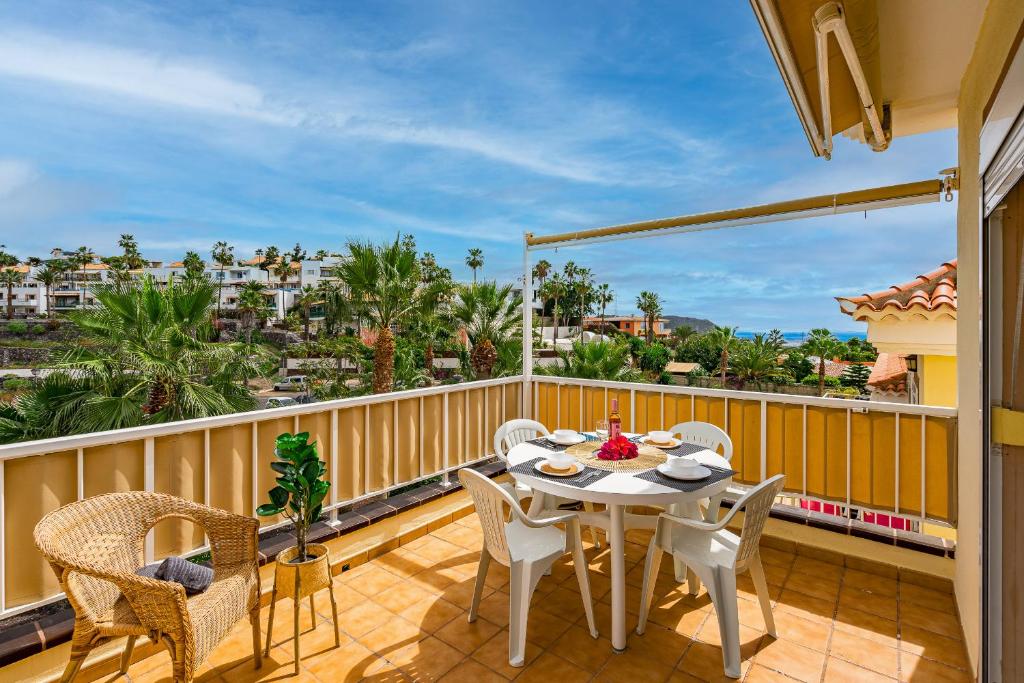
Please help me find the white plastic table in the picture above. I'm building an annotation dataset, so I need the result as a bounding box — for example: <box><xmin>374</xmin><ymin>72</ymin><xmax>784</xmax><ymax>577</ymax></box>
<box><xmin>507</xmin><ymin>434</ymin><xmax>731</xmax><ymax>652</ymax></box>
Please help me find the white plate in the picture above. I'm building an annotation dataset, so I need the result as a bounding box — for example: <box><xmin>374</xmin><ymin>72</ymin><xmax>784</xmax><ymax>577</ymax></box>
<box><xmin>656</xmin><ymin>463</ymin><xmax>710</xmax><ymax>481</ymax></box>
<box><xmin>639</xmin><ymin>435</ymin><xmax>682</xmax><ymax>449</ymax></box>
<box><xmin>546</xmin><ymin>434</ymin><xmax>586</xmax><ymax>446</ymax></box>
<box><xmin>534</xmin><ymin>460</ymin><xmax>584</xmax><ymax>477</ymax></box>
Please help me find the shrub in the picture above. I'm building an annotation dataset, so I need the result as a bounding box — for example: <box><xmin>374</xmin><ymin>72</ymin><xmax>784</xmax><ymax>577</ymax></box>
<box><xmin>7</xmin><ymin>322</ymin><xmax>27</xmax><ymax>335</ymax></box>
<box><xmin>31</xmin><ymin>324</ymin><xmax>46</xmax><ymax>335</ymax></box>
<box><xmin>1</xmin><ymin>378</ymin><xmax>32</xmax><ymax>391</ymax></box>
<box><xmin>638</xmin><ymin>343</ymin><xmax>671</xmax><ymax>374</ymax></box>
<box><xmin>801</xmin><ymin>374</ymin><xmax>841</xmax><ymax>388</ymax></box>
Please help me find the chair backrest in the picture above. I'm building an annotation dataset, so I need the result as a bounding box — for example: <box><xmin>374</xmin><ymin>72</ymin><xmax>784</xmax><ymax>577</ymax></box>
<box><xmin>33</xmin><ymin>492</ymin><xmax>181</xmax><ymax>625</ymax></box>
<box><xmin>458</xmin><ymin>469</ymin><xmax>518</xmax><ymax>565</ymax></box>
<box><xmin>493</xmin><ymin>419</ymin><xmax>550</xmax><ymax>462</ymax></box>
<box><xmin>669</xmin><ymin>421</ymin><xmax>733</xmax><ymax>462</ymax></box>
<box><xmin>732</xmin><ymin>475</ymin><xmax>786</xmax><ymax>567</ymax></box>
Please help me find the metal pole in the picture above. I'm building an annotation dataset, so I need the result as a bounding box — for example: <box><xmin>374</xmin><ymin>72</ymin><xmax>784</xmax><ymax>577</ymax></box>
<box><xmin>522</xmin><ymin>233</ymin><xmax>533</xmax><ymax>419</ymax></box>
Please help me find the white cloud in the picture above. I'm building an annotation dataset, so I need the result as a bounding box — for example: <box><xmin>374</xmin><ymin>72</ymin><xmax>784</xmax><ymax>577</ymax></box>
<box><xmin>0</xmin><ymin>159</ymin><xmax>37</xmax><ymax>197</ymax></box>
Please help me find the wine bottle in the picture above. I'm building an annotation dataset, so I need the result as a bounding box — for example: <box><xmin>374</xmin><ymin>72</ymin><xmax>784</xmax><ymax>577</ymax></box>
<box><xmin>609</xmin><ymin>399</ymin><xmax>622</xmax><ymax>440</ymax></box>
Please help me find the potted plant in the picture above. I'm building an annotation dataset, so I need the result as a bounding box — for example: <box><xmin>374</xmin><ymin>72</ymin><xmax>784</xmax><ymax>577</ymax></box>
<box><xmin>257</xmin><ymin>432</ymin><xmax>339</xmax><ymax>670</ymax></box>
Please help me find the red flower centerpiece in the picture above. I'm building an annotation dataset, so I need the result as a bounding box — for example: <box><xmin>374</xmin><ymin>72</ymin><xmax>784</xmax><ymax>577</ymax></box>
<box><xmin>597</xmin><ymin>435</ymin><xmax>638</xmax><ymax>461</ymax></box>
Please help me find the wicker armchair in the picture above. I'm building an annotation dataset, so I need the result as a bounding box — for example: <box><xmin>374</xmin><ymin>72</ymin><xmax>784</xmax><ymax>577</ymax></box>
<box><xmin>34</xmin><ymin>492</ymin><xmax>262</xmax><ymax>682</ymax></box>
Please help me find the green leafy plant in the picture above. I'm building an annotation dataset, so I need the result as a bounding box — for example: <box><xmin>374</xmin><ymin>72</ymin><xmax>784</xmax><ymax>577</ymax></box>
<box><xmin>7</xmin><ymin>322</ymin><xmax>27</xmax><ymax>335</ymax></box>
<box><xmin>31</xmin><ymin>324</ymin><xmax>46</xmax><ymax>335</ymax></box>
<box><xmin>256</xmin><ymin>432</ymin><xmax>330</xmax><ymax>562</ymax></box>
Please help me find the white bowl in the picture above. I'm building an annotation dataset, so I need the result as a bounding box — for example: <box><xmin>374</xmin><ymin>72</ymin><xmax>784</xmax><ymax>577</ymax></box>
<box><xmin>665</xmin><ymin>456</ymin><xmax>699</xmax><ymax>472</ymax></box>
<box><xmin>648</xmin><ymin>430</ymin><xmax>674</xmax><ymax>444</ymax></box>
<box><xmin>552</xmin><ymin>429</ymin><xmax>580</xmax><ymax>444</ymax></box>
<box><xmin>547</xmin><ymin>451</ymin><xmax>575</xmax><ymax>470</ymax></box>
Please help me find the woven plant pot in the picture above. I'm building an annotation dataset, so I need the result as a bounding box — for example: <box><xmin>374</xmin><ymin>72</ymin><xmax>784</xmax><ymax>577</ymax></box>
<box><xmin>275</xmin><ymin>543</ymin><xmax>331</xmax><ymax>599</ymax></box>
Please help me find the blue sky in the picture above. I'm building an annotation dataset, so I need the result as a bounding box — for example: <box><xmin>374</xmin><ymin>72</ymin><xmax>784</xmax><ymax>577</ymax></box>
<box><xmin>0</xmin><ymin>1</ymin><xmax>957</xmax><ymax>330</ymax></box>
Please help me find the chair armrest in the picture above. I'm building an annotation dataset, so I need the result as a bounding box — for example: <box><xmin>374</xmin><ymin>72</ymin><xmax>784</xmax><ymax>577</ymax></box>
<box><xmin>157</xmin><ymin>501</ymin><xmax>260</xmax><ymax>569</ymax></box>
<box><xmin>658</xmin><ymin>505</ymin><xmax>739</xmax><ymax>533</ymax></box>
<box><xmin>518</xmin><ymin>511</ymin><xmax>580</xmax><ymax>529</ymax></box>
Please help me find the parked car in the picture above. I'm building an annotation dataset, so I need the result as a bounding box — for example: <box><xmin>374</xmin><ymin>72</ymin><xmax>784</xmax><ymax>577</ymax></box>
<box><xmin>272</xmin><ymin>375</ymin><xmax>307</xmax><ymax>392</ymax></box>
<box><xmin>265</xmin><ymin>396</ymin><xmax>298</xmax><ymax>409</ymax></box>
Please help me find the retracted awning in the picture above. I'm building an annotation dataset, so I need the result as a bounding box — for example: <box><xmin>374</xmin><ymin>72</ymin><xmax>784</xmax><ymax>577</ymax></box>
<box><xmin>526</xmin><ymin>177</ymin><xmax>946</xmax><ymax>250</ymax></box>
<box><xmin>749</xmin><ymin>0</ymin><xmax>985</xmax><ymax>159</ymax></box>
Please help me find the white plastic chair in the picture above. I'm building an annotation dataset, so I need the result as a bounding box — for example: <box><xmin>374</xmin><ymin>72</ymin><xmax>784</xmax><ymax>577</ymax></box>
<box><xmin>459</xmin><ymin>469</ymin><xmax>599</xmax><ymax>666</ymax></box>
<box><xmin>493</xmin><ymin>419</ymin><xmax>601</xmax><ymax>548</ymax></box>
<box><xmin>493</xmin><ymin>419</ymin><xmax>550</xmax><ymax>501</ymax></box>
<box><xmin>668</xmin><ymin>421</ymin><xmax>735</xmax><ymax>520</ymax></box>
<box><xmin>636</xmin><ymin>475</ymin><xmax>786</xmax><ymax>679</ymax></box>
<box><xmin>667</xmin><ymin>421</ymin><xmax>734</xmax><ymax>461</ymax></box>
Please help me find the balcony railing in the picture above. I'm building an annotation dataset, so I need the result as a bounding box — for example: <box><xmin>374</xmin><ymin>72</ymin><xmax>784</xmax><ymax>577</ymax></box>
<box><xmin>0</xmin><ymin>376</ymin><xmax>523</xmax><ymax>619</ymax></box>
<box><xmin>532</xmin><ymin>376</ymin><xmax>958</xmax><ymax>526</ymax></box>
<box><xmin>0</xmin><ymin>374</ymin><xmax>958</xmax><ymax>623</ymax></box>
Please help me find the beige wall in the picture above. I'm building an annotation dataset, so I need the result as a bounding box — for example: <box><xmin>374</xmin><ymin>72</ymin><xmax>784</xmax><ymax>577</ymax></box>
<box><xmin>956</xmin><ymin>0</ymin><xmax>1024</xmax><ymax>674</ymax></box>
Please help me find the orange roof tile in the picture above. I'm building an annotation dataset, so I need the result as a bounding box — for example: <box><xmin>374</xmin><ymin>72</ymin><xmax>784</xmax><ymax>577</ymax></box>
<box><xmin>867</xmin><ymin>353</ymin><xmax>907</xmax><ymax>393</ymax></box>
<box><xmin>837</xmin><ymin>260</ymin><xmax>956</xmax><ymax>318</ymax></box>
<box><xmin>2</xmin><ymin>264</ymin><xmax>31</xmax><ymax>274</ymax></box>
<box><xmin>168</xmin><ymin>261</ymin><xmax>185</xmax><ymax>268</ymax></box>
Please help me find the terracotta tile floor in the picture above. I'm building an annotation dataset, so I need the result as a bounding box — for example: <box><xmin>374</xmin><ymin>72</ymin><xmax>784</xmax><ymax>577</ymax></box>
<box><xmin>108</xmin><ymin>514</ymin><xmax>970</xmax><ymax>683</ymax></box>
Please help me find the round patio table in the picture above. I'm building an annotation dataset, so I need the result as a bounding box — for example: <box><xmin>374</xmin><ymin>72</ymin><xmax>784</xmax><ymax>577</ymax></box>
<box><xmin>507</xmin><ymin>434</ymin><xmax>731</xmax><ymax>652</ymax></box>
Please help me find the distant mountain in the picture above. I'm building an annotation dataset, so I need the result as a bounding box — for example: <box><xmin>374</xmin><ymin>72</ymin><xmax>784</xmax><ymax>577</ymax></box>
<box><xmin>662</xmin><ymin>315</ymin><xmax>717</xmax><ymax>333</ymax></box>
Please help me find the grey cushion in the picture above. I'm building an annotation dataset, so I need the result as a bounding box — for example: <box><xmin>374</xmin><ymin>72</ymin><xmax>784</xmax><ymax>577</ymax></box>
<box><xmin>136</xmin><ymin>557</ymin><xmax>213</xmax><ymax>595</ymax></box>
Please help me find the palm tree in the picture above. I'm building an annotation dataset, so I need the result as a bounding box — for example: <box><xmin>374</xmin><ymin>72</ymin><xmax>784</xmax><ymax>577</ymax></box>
<box><xmin>635</xmin><ymin>291</ymin><xmax>663</xmax><ymax>344</ymax></box>
<box><xmin>182</xmin><ymin>251</ymin><xmax>205</xmax><ymax>281</ymax></box>
<box><xmin>540</xmin><ymin>274</ymin><xmax>566</xmax><ymax>347</ymax></box>
<box><xmin>315</xmin><ymin>249</ymin><xmax>330</xmax><ymax>260</ymax></box>
<box><xmin>72</xmin><ymin>246</ymin><xmax>92</xmax><ymax>309</ymax></box>
<box><xmin>706</xmin><ymin>326</ymin><xmax>739</xmax><ymax>386</ymax></box>
<box><xmin>236</xmin><ymin>280</ymin><xmax>267</xmax><ymax>344</ymax></box>
<box><xmin>0</xmin><ymin>269</ymin><xmax>23</xmax><ymax>319</ymax></box>
<box><xmin>451</xmin><ymin>281</ymin><xmax>521</xmax><ymax>379</ymax></box>
<box><xmin>296</xmin><ymin>284</ymin><xmax>320</xmax><ymax>342</ymax></box>
<box><xmin>532</xmin><ymin>260</ymin><xmax>551</xmax><ymax>290</ymax></box>
<box><xmin>118</xmin><ymin>233</ymin><xmax>145</xmax><ymax>270</ymax></box>
<box><xmin>259</xmin><ymin>246</ymin><xmax>279</xmax><ymax>282</ymax></box>
<box><xmin>465</xmin><ymin>248</ymin><xmax>484</xmax><ymax>283</ymax></box>
<box><xmin>572</xmin><ymin>277</ymin><xmax>591</xmax><ymax>341</ymax></box>
<box><xmin>803</xmin><ymin>328</ymin><xmax>843</xmax><ymax>396</ymax></box>
<box><xmin>210</xmin><ymin>241</ymin><xmax>234</xmax><ymax>322</ymax></box>
<box><xmin>730</xmin><ymin>335</ymin><xmax>781</xmax><ymax>389</ymax></box>
<box><xmin>8</xmin><ymin>276</ymin><xmax>265</xmax><ymax>437</ymax></box>
<box><xmin>317</xmin><ymin>280</ymin><xmax>352</xmax><ymax>337</ymax></box>
<box><xmin>338</xmin><ymin>238</ymin><xmax>430</xmax><ymax>393</ymax></box>
<box><xmin>35</xmin><ymin>264</ymin><xmax>60</xmax><ymax>318</ymax></box>
<box><xmin>537</xmin><ymin>341</ymin><xmax>642</xmax><ymax>382</ymax></box>
<box><xmin>596</xmin><ymin>284</ymin><xmax>613</xmax><ymax>335</ymax></box>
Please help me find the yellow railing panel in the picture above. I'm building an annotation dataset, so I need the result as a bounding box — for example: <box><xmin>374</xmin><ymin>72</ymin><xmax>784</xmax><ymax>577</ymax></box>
<box><xmin>84</xmin><ymin>441</ymin><xmax>144</xmax><ymax>498</ymax></box>
<box><xmin>297</xmin><ymin>411</ymin><xmax>333</xmax><ymax>482</ymax></box>
<box><xmin>780</xmin><ymin>404</ymin><xmax>806</xmax><ymax>492</ymax></box>
<box><xmin>154</xmin><ymin>432</ymin><xmax>204</xmax><ymax>558</ymax></box>
<box><xmin>422</xmin><ymin>395</ymin><xmax>444</xmax><ymax>476</ymax></box>
<box><xmin>5</xmin><ymin>450</ymin><xmax>76</xmax><ymax>608</ymax></box>
<box><xmin>925</xmin><ymin>416</ymin><xmax>954</xmax><ymax>520</ymax></box>
<box><xmin>466</xmin><ymin>388</ymin><xmax>485</xmax><ymax>463</ymax></box>
<box><xmin>664</xmin><ymin>394</ymin><xmax>693</xmax><ymax>431</ymax></box>
<box><xmin>764</xmin><ymin>403</ymin><xmax>786</xmax><ymax>478</ymax></box>
<box><xmin>824</xmin><ymin>408</ymin><xmax>847</xmax><ymax>502</ymax></box>
<box><xmin>336</xmin><ymin>406</ymin><xmax>365</xmax><ymax>501</ymax></box>
<box><xmin>396</xmin><ymin>398</ymin><xmax>420</xmax><ymax>483</ymax></box>
<box><xmin>849</xmin><ymin>411</ymin><xmax>874</xmax><ymax>509</ymax></box>
<box><xmin>869</xmin><ymin>412</ymin><xmax>897</xmax><ymax>512</ymax></box>
<box><xmin>209</xmin><ymin>424</ymin><xmax>254</xmax><ymax>516</ymax></box>
<box><xmin>898</xmin><ymin>414</ymin><xmax>925</xmax><ymax>517</ymax></box>
<box><xmin>447</xmin><ymin>389</ymin><xmax>466</xmax><ymax>467</ymax></box>
<box><xmin>257</xmin><ymin>417</ymin><xmax>293</xmax><ymax>526</ymax></box>
<box><xmin>367</xmin><ymin>403</ymin><xmax>394</xmax><ymax>490</ymax></box>
<box><xmin>731</xmin><ymin>400</ymin><xmax>761</xmax><ymax>485</ymax></box>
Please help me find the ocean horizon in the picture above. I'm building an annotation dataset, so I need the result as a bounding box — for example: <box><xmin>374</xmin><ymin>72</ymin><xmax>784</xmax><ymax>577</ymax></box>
<box><xmin>735</xmin><ymin>330</ymin><xmax>867</xmax><ymax>345</ymax></box>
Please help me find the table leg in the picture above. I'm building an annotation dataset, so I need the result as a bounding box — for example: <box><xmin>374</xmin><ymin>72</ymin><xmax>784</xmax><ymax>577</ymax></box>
<box><xmin>609</xmin><ymin>503</ymin><xmax>627</xmax><ymax>653</ymax></box>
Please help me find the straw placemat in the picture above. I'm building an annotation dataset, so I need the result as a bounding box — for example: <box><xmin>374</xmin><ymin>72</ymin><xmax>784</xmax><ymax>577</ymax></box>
<box><xmin>565</xmin><ymin>441</ymin><xmax>668</xmax><ymax>472</ymax></box>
